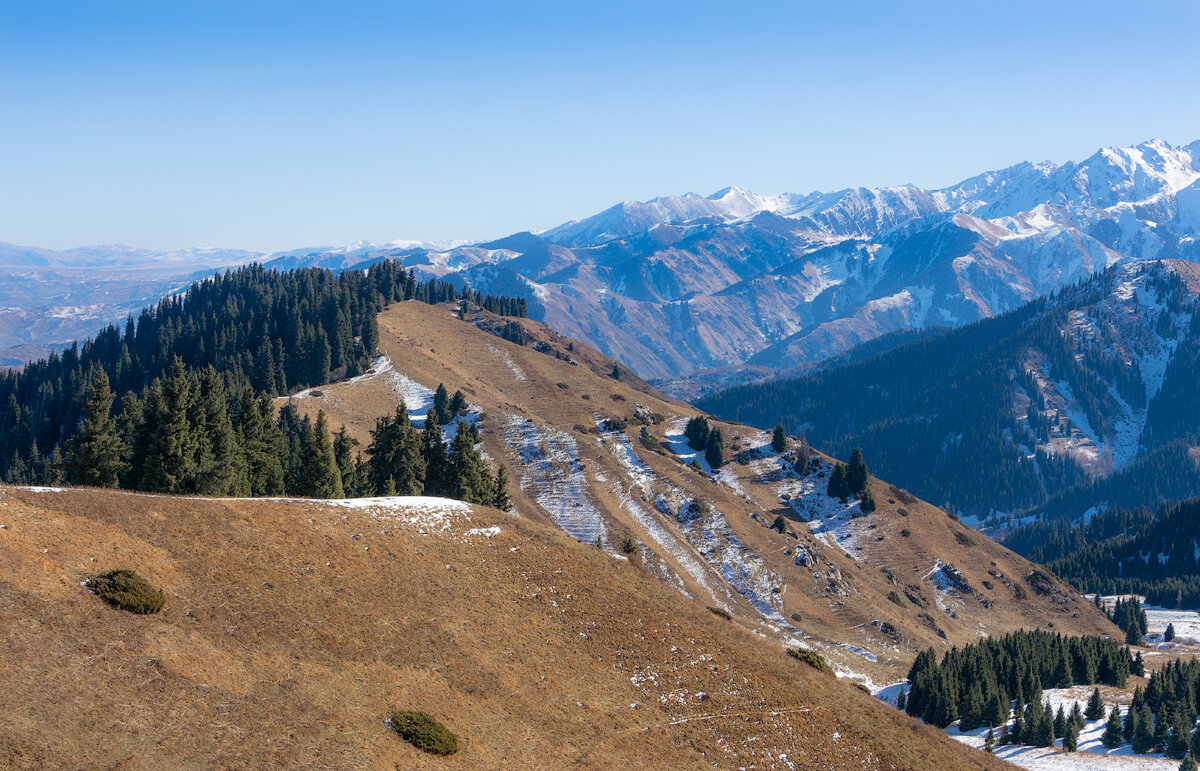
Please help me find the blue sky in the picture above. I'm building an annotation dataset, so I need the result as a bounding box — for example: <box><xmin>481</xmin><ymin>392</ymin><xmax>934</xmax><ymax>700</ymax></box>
<box><xmin>2</xmin><ymin>0</ymin><xmax>1199</xmax><ymax>252</ymax></box>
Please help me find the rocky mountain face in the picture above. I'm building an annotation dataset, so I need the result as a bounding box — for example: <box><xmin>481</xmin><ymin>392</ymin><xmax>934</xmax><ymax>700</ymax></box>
<box><xmin>341</xmin><ymin>138</ymin><xmax>1200</xmax><ymax>385</ymax></box>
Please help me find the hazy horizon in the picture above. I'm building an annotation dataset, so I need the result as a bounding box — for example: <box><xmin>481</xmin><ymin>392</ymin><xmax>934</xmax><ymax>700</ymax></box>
<box><xmin>4</xmin><ymin>0</ymin><xmax>1200</xmax><ymax>252</ymax></box>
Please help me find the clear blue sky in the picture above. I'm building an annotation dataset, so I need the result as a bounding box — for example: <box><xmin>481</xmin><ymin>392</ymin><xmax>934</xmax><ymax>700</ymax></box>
<box><xmin>3</xmin><ymin>0</ymin><xmax>1199</xmax><ymax>252</ymax></box>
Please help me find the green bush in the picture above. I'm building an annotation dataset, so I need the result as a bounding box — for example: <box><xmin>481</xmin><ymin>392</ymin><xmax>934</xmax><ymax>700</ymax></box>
<box><xmin>787</xmin><ymin>647</ymin><xmax>833</xmax><ymax>675</ymax></box>
<box><xmin>388</xmin><ymin>710</ymin><xmax>458</xmax><ymax>756</ymax></box>
<box><xmin>85</xmin><ymin>570</ymin><xmax>164</xmax><ymax>614</ymax></box>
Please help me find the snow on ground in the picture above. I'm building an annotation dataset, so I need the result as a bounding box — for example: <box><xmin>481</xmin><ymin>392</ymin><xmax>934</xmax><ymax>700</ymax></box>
<box><xmin>501</xmin><ymin>415</ymin><xmax>607</xmax><ymax>547</ymax></box>
<box><xmin>878</xmin><ymin>682</ymin><xmax>1174</xmax><ymax>771</ymax></box>
<box><xmin>1093</xmin><ymin>595</ymin><xmax>1200</xmax><ymax>650</ymax></box>
<box><xmin>387</xmin><ymin>370</ymin><xmax>435</xmax><ymax>424</ymax></box>
<box><xmin>663</xmin><ymin>416</ymin><xmax>712</xmax><ymax>473</ymax></box>
<box><xmin>597</xmin><ymin>421</ymin><xmax>794</xmax><ymax>622</ymax></box>
<box><xmin>1142</xmin><ymin>605</ymin><xmax>1200</xmax><ymax>647</ymax></box>
<box><xmin>487</xmin><ymin>342</ymin><xmax>527</xmax><ymax>382</ymax></box>
<box><xmin>781</xmin><ymin>463</ymin><xmax>867</xmax><ymax>557</ymax></box>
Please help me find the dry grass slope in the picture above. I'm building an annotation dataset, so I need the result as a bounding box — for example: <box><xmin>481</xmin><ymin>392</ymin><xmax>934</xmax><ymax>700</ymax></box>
<box><xmin>0</xmin><ymin>485</ymin><xmax>1012</xmax><ymax>770</ymax></box>
<box><xmin>283</xmin><ymin>301</ymin><xmax>1117</xmax><ymax>686</ymax></box>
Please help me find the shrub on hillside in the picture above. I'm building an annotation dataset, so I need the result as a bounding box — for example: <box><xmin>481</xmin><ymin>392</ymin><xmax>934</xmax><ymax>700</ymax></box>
<box><xmin>787</xmin><ymin>647</ymin><xmax>833</xmax><ymax>675</ymax></box>
<box><xmin>85</xmin><ymin>570</ymin><xmax>164</xmax><ymax>614</ymax></box>
<box><xmin>388</xmin><ymin>710</ymin><xmax>458</xmax><ymax>755</ymax></box>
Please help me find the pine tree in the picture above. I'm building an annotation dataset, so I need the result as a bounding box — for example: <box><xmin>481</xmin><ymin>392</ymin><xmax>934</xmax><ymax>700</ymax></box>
<box><xmin>1132</xmin><ymin>702</ymin><xmax>1156</xmax><ymax>754</ymax></box>
<box><xmin>296</xmin><ymin>411</ymin><xmax>344</xmax><ymax>498</ymax></box>
<box><xmin>846</xmin><ymin>447</ymin><xmax>869</xmax><ymax>494</ymax></box>
<box><xmin>705</xmin><ymin>427</ymin><xmax>724</xmax><ymax>469</ymax></box>
<box><xmin>333</xmin><ymin>425</ymin><xmax>357</xmax><ymax>497</ymax></box>
<box><xmin>68</xmin><ymin>369</ymin><xmax>127</xmax><ymax>488</ymax></box>
<box><xmin>140</xmin><ymin>358</ymin><xmax>198</xmax><ymax>493</ymax></box>
<box><xmin>193</xmin><ymin>367</ymin><xmax>243</xmax><ymax>495</ymax></box>
<box><xmin>1086</xmin><ymin>687</ymin><xmax>1106</xmax><ymax>720</ymax></box>
<box><xmin>447</xmin><ymin>425</ymin><xmax>492</xmax><ymax>504</ymax></box>
<box><xmin>1169</xmin><ymin>710</ymin><xmax>1193</xmax><ymax>759</ymax></box>
<box><xmin>433</xmin><ymin>384</ymin><xmax>450</xmax><ymax>425</ymax></box>
<box><xmin>1063</xmin><ymin>717</ymin><xmax>1080</xmax><ymax>752</ymax></box>
<box><xmin>771</xmin><ymin>424</ymin><xmax>786</xmax><ymax>453</ymax></box>
<box><xmin>828</xmin><ymin>463</ymin><xmax>848</xmax><ymax>501</ymax></box>
<box><xmin>1102</xmin><ymin>705</ymin><xmax>1123</xmax><ymax>748</ymax></box>
<box><xmin>449</xmin><ymin>390</ymin><xmax>467</xmax><ymax>418</ymax></box>
<box><xmin>491</xmin><ymin>465</ymin><xmax>511</xmax><ymax>511</ymax></box>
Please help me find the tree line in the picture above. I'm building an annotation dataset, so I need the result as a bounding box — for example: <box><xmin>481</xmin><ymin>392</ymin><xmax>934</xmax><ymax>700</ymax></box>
<box><xmin>696</xmin><ymin>262</ymin><xmax>1200</xmax><ymax>522</ymax></box>
<box><xmin>1007</xmin><ymin>497</ymin><xmax>1200</xmax><ymax>608</ymax></box>
<box><xmin>0</xmin><ymin>258</ymin><xmax>525</xmax><ymax>498</ymax></box>
<box><xmin>902</xmin><ymin>629</ymin><xmax>1134</xmax><ymax>732</ymax></box>
<box><xmin>61</xmin><ymin>358</ymin><xmax>510</xmax><ymax>507</ymax></box>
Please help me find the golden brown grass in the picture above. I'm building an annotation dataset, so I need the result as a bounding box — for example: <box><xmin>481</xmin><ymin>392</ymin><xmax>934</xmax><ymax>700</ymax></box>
<box><xmin>0</xmin><ymin>486</ymin><xmax>1011</xmax><ymax>770</ymax></box>
<box><xmin>281</xmin><ymin>301</ymin><xmax>1118</xmax><ymax>687</ymax></box>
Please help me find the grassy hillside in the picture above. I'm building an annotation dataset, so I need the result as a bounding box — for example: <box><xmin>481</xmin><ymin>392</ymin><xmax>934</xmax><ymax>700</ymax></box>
<box><xmin>281</xmin><ymin>299</ymin><xmax>1116</xmax><ymax>687</ymax></box>
<box><xmin>0</xmin><ymin>486</ymin><xmax>1008</xmax><ymax>770</ymax></box>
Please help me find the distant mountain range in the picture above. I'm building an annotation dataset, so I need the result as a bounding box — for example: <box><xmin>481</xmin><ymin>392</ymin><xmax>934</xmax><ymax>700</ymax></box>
<box><xmin>697</xmin><ymin>259</ymin><xmax>1200</xmax><ymax>524</ymax></box>
<box><xmin>7</xmin><ymin>137</ymin><xmax>1200</xmax><ymax>378</ymax></box>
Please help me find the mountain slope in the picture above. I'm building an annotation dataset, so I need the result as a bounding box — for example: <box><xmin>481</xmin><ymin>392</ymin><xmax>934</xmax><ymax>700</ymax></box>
<box><xmin>280</xmin><ymin>299</ymin><xmax>1115</xmax><ymax>689</ymax></box>
<box><xmin>699</xmin><ymin>259</ymin><xmax>1200</xmax><ymax>524</ymax></box>
<box><xmin>0</xmin><ymin>486</ymin><xmax>1012</xmax><ymax>770</ymax></box>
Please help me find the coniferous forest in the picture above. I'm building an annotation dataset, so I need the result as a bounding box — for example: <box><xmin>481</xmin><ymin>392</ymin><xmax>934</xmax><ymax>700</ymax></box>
<box><xmin>0</xmin><ymin>260</ymin><xmax>524</xmax><ymax>505</ymax></box>
<box><xmin>1006</xmin><ymin>498</ymin><xmax>1200</xmax><ymax>608</ymax></box>
<box><xmin>904</xmin><ymin>630</ymin><xmax>1134</xmax><ymax>739</ymax></box>
<box><xmin>697</xmin><ymin>263</ymin><xmax>1200</xmax><ymax>521</ymax></box>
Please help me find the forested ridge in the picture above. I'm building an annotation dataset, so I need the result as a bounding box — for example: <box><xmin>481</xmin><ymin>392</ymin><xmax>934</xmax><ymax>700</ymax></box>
<box><xmin>698</xmin><ymin>262</ymin><xmax>1200</xmax><ymax>521</ymax></box>
<box><xmin>1006</xmin><ymin>497</ymin><xmax>1200</xmax><ymax>608</ymax></box>
<box><xmin>0</xmin><ymin>259</ymin><xmax>525</xmax><ymax>504</ymax></box>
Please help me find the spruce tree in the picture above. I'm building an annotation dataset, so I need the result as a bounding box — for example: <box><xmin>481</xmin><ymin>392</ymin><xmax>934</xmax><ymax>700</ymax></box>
<box><xmin>193</xmin><ymin>367</ymin><xmax>243</xmax><ymax>495</ymax></box>
<box><xmin>419</xmin><ymin>416</ymin><xmax>448</xmax><ymax>497</ymax></box>
<box><xmin>771</xmin><ymin>424</ymin><xmax>786</xmax><ymax>453</ymax></box>
<box><xmin>333</xmin><ymin>425</ymin><xmax>358</xmax><ymax>497</ymax></box>
<box><xmin>1169</xmin><ymin>710</ymin><xmax>1193</xmax><ymax>759</ymax></box>
<box><xmin>68</xmin><ymin>369</ymin><xmax>127</xmax><ymax>488</ymax></box>
<box><xmin>1102</xmin><ymin>705</ymin><xmax>1123</xmax><ymax>748</ymax></box>
<box><xmin>1054</xmin><ymin>705</ymin><xmax>1066</xmax><ymax>739</ymax></box>
<box><xmin>491</xmin><ymin>465</ymin><xmax>511</xmax><ymax>511</ymax></box>
<box><xmin>449</xmin><ymin>389</ymin><xmax>467</xmax><ymax>418</ymax></box>
<box><xmin>846</xmin><ymin>447</ymin><xmax>869</xmax><ymax>495</ymax></box>
<box><xmin>1132</xmin><ymin>702</ymin><xmax>1156</xmax><ymax>753</ymax></box>
<box><xmin>828</xmin><ymin>463</ymin><xmax>848</xmax><ymax>501</ymax></box>
<box><xmin>433</xmin><ymin>384</ymin><xmax>450</xmax><ymax>425</ymax></box>
<box><xmin>1063</xmin><ymin>718</ymin><xmax>1080</xmax><ymax>752</ymax></box>
<box><xmin>140</xmin><ymin>358</ymin><xmax>198</xmax><ymax>493</ymax></box>
<box><xmin>704</xmin><ymin>427</ymin><xmax>724</xmax><ymax>469</ymax></box>
<box><xmin>1181</xmin><ymin>755</ymin><xmax>1198</xmax><ymax>771</ymax></box>
<box><xmin>1167</xmin><ymin>623</ymin><xmax>1177</xmax><ymax>642</ymax></box>
<box><xmin>984</xmin><ymin>727</ymin><xmax>995</xmax><ymax>753</ymax></box>
<box><xmin>1085</xmin><ymin>687</ymin><xmax>1106</xmax><ymax>720</ymax></box>
<box><xmin>447</xmin><ymin>425</ymin><xmax>492</xmax><ymax>504</ymax></box>
<box><xmin>300</xmin><ymin>411</ymin><xmax>344</xmax><ymax>499</ymax></box>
